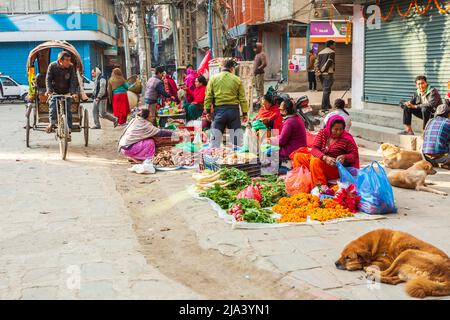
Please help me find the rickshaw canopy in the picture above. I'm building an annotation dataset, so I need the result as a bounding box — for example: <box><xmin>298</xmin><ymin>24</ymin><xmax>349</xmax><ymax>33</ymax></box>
<box><xmin>26</xmin><ymin>40</ymin><xmax>83</xmax><ymax>74</ymax></box>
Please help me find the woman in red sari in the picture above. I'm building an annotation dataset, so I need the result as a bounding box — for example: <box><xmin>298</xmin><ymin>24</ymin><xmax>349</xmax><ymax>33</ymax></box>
<box><xmin>107</xmin><ymin>68</ymin><xmax>130</xmax><ymax>125</ymax></box>
<box><xmin>291</xmin><ymin>114</ymin><xmax>360</xmax><ymax>188</ymax></box>
<box><xmin>253</xmin><ymin>94</ymin><xmax>283</xmax><ymax>131</ymax></box>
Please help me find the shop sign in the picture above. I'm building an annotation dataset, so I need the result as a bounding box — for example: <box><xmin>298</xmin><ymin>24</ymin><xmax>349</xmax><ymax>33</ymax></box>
<box><xmin>310</xmin><ymin>20</ymin><xmax>349</xmax><ymax>43</ymax></box>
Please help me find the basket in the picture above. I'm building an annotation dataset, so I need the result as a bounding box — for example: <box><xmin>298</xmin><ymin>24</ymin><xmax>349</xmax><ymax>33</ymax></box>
<box><xmin>200</xmin><ymin>153</ymin><xmax>261</xmax><ymax>177</ymax></box>
<box><xmin>127</xmin><ymin>75</ymin><xmax>142</xmax><ymax>95</ymax></box>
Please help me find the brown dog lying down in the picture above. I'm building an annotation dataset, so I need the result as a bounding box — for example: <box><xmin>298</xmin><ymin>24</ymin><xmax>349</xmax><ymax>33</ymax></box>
<box><xmin>388</xmin><ymin>160</ymin><xmax>448</xmax><ymax>196</ymax></box>
<box><xmin>335</xmin><ymin>229</ymin><xmax>450</xmax><ymax>298</ymax></box>
<box><xmin>378</xmin><ymin>143</ymin><xmax>423</xmax><ymax>169</ymax></box>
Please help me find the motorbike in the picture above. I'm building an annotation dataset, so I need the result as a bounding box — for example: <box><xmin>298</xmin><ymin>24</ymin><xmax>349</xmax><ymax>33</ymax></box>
<box><xmin>266</xmin><ymin>79</ymin><xmax>318</xmax><ymax>131</ymax></box>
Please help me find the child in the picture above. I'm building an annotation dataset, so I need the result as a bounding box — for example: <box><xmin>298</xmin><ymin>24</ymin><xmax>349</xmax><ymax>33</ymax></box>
<box><xmin>322</xmin><ymin>98</ymin><xmax>352</xmax><ymax>131</ymax></box>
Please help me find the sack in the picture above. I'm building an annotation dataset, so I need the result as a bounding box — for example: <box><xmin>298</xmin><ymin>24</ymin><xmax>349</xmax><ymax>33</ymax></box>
<box><xmin>337</xmin><ymin>161</ymin><xmax>396</xmax><ymax>214</ymax></box>
<box><xmin>285</xmin><ymin>166</ymin><xmax>312</xmax><ymax>195</ymax></box>
<box><xmin>237</xmin><ymin>185</ymin><xmax>262</xmax><ymax>203</ymax></box>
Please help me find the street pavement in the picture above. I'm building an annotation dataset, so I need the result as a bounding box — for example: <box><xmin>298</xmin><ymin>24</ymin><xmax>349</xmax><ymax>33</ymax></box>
<box><xmin>1</xmin><ymin>102</ymin><xmax>449</xmax><ymax>300</ymax></box>
<box><xmin>0</xmin><ymin>103</ymin><xmax>202</xmax><ymax>299</ymax></box>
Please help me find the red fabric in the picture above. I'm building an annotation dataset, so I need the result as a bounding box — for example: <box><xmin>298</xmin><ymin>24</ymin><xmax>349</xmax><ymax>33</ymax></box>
<box><xmin>192</xmin><ymin>85</ymin><xmax>206</xmax><ymax>105</ymax></box>
<box><xmin>198</xmin><ymin>50</ymin><xmax>212</xmax><ymax>75</ymax></box>
<box><xmin>255</xmin><ymin>104</ymin><xmax>283</xmax><ymax>131</ymax></box>
<box><xmin>113</xmin><ymin>93</ymin><xmax>130</xmax><ymax>125</ymax></box>
<box><xmin>164</xmin><ymin>75</ymin><xmax>179</xmax><ymax>103</ymax></box>
<box><xmin>311</xmin><ymin>115</ymin><xmax>360</xmax><ymax>168</ymax></box>
<box><xmin>292</xmin><ymin>152</ymin><xmax>340</xmax><ymax>187</ymax></box>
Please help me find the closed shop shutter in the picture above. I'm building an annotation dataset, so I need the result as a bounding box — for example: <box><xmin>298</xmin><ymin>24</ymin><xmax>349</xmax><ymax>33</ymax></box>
<box><xmin>364</xmin><ymin>0</ymin><xmax>450</xmax><ymax>105</ymax></box>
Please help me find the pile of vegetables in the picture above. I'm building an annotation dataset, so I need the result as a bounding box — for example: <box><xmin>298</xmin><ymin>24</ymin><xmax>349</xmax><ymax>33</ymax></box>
<box><xmin>228</xmin><ymin>199</ymin><xmax>275</xmax><ymax>223</ymax></box>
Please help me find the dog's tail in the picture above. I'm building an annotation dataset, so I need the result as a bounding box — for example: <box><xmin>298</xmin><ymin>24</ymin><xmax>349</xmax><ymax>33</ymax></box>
<box><xmin>405</xmin><ymin>277</ymin><xmax>450</xmax><ymax>298</ymax></box>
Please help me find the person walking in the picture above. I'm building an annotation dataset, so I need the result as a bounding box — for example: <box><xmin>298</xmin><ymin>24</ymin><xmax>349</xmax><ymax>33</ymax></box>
<box><xmin>204</xmin><ymin>59</ymin><xmax>248</xmax><ymax>148</ymax></box>
<box><xmin>307</xmin><ymin>49</ymin><xmax>317</xmax><ymax>91</ymax></box>
<box><xmin>315</xmin><ymin>40</ymin><xmax>336</xmax><ymax>112</ymax></box>
<box><xmin>107</xmin><ymin>68</ymin><xmax>130</xmax><ymax>126</ymax></box>
<box><xmin>253</xmin><ymin>42</ymin><xmax>268</xmax><ymax>99</ymax></box>
<box><xmin>91</xmin><ymin>67</ymin><xmax>117</xmax><ymax>129</ymax></box>
<box><xmin>144</xmin><ymin>66</ymin><xmax>174</xmax><ymax>125</ymax></box>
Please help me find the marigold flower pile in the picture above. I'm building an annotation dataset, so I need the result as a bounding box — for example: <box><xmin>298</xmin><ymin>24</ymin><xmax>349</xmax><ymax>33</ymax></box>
<box><xmin>272</xmin><ymin>193</ymin><xmax>354</xmax><ymax>223</ymax></box>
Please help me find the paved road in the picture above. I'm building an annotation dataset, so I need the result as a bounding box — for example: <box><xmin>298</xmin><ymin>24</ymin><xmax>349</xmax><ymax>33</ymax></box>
<box><xmin>0</xmin><ymin>103</ymin><xmax>201</xmax><ymax>299</ymax></box>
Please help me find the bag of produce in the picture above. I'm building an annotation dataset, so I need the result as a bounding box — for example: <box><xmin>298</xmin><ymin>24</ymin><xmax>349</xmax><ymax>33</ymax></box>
<box><xmin>237</xmin><ymin>184</ymin><xmax>262</xmax><ymax>203</ymax></box>
<box><xmin>285</xmin><ymin>166</ymin><xmax>312</xmax><ymax>195</ymax></box>
<box><xmin>356</xmin><ymin>162</ymin><xmax>397</xmax><ymax>214</ymax></box>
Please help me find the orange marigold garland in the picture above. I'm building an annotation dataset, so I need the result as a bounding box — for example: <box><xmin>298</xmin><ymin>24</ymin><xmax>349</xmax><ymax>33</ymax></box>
<box><xmin>434</xmin><ymin>0</ymin><xmax>450</xmax><ymax>14</ymax></box>
<box><xmin>272</xmin><ymin>193</ymin><xmax>354</xmax><ymax>223</ymax></box>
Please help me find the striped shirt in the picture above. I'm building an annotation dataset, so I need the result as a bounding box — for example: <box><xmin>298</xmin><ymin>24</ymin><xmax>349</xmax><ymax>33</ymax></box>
<box><xmin>423</xmin><ymin>116</ymin><xmax>450</xmax><ymax>155</ymax></box>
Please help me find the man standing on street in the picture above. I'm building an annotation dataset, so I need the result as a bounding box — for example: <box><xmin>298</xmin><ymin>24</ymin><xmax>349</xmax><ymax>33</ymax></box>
<box><xmin>253</xmin><ymin>42</ymin><xmax>268</xmax><ymax>99</ymax></box>
<box><xmin>315</xmin><ymin>40</ymin><xmax>336</xmax><ymax>112</ymax></box>
<box><xmin>204</xmin><ymin>59</ymin><xmax>248</xmax><ymax>148</ymax></box>
<box><xmin>91</xmin><ymin>67</ymin><xmax>117</xmax><ymax>129</ymax></box>
<box><xmin>45</xmin><ymin>51</ymin><xmax>78</xmax><ymax>135</ymax></box>
<box><xmin>307</xmin><ymin>49</ymin><xmax>317</xmax><ymax>91</ymax></box>
<box><xmin>144</xmin><ymin>66</ymin><xmax>175</xmax><ymax>124</ymax></box>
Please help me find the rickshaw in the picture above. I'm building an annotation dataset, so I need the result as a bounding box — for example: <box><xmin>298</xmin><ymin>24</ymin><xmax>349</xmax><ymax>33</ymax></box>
<box><xmin>25</xmin><ymin>40</ymin><xmax>89</xmax><ymax>160</ymax></box>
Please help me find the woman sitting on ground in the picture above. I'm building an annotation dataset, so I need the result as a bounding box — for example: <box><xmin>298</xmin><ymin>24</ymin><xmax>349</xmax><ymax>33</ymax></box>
<box><xmin>322</xmin><ymin>98</ymin><xmax>352</xmax><ymax>131</ymax></box>
<box><xmin>186</xmin><ymin>75</ymin><xmax>208</xmax><ymax>122</ymax></box>
<box><xmin>118</xmin><ymin>108</ymin><xmax>175</xmax><ymax>163</ymax></box>
<box><xmin>253</xmin><ymin>94</ymin><xmax>283</xmax><ymax>132</ymax></box>
<box><xmin>291</xmin><ymin>115</ymin><xmax>359</xmax><ymax>188</ymax></box>
<box><xmin>272</xmin><ymin>99</ymin><xmax>307</xmax><ymax>160</ymax></box>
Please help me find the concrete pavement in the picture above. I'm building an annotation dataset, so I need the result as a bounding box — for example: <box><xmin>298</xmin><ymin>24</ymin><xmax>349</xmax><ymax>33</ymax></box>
<box><xmin>0</xmin><ymin>103</ymin><xmax>202</xmax><ymax>299</ymax></box>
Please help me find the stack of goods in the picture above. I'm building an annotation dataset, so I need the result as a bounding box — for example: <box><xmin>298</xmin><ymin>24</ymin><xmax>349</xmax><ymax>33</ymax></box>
<box><xmin>172</xmin><ymin>148</ymin><xmax>198</xmax><ymax>167</ymax></box>
<box><xmin>201</xmin><ymin>149</ymin><xmax>261</xmax><ymax>177</ymax></box>
<box><xmin>158</xmin><ymin>101</ymin><xmax>185</xmax><ymax>116</ymax></box>
<box><xmin>194</xmin><ymin>168</ymin><xmax>285</xmax><ymax>224</ymax></box>
<box><xmin>153</xmin><ymin>146</ymin><xmax>176</xmax><ymax>168</ymax></box>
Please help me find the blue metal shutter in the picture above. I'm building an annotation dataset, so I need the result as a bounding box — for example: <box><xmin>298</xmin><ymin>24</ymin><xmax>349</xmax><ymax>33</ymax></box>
<box><xmin>364</xmin><ymin>0</ymin><xmax>450</xmax><ymax>105</ymax></box>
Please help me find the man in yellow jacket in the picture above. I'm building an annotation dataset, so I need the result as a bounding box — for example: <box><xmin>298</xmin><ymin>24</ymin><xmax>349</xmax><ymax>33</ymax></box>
<box><xmin>204</xmin><ymin>59</ymin><xmax>248</xmax><ymax>148</ymax></box>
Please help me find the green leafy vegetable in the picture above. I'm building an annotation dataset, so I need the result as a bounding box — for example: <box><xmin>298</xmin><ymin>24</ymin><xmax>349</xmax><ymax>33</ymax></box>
<box><xmin>219</xmin><ymin>168</ymin><xmax>251</xmax><ymax>191</ymax></box>
<box><xmin>242</xmin><ymin>207</ymin><xmax>275</xmax><ymax>223</ymax></box>
<box><xmin>200</xmin><ymin>184</ymin><xmax>239</xmax><ymax>209</ymax></box>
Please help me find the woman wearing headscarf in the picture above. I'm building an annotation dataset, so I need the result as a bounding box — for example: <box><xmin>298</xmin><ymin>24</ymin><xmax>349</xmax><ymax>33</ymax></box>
<box><xmin>186</xmin><ymin>75</ymin><xmax>207</xmax><ymax>122</ymax></box>
<box><xmin>108</xmin><ymin>68</ymin><xmax>130</xmax><ymax>125</ymax></box>
<box><xmin>253</xmin><ymin>93</ymin><xmax>283</xmax><ymax>132</ymax></box>
<box><xmin>184</xmin><ymin>68</ymin><xmax>199</xmax><ymax>104</ymax></box>
<box><xmin>291</xmin><ymin>114</ymin><xmax>360</xmax><ymax>188</ymax></box>
<box><xmin>118</xmin><ymin>108</ymin><xmax>175</xmax><ymax>162</ymax></box>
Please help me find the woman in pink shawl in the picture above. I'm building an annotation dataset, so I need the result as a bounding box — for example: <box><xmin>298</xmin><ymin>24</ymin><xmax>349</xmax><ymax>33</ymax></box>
<box><xmin>291</xmin><ymin>114</ymin><xmax>359</xmax><ymax>188</ymax></box>
<box><xmin>184</xmin><ymin>68</ymin><xmax>199</xmax><ymax>104</ymax></box>
<box><xmin>118</xmin><ymin>108</ymin><xmax>175</xmax><ymax>162</ymax></box>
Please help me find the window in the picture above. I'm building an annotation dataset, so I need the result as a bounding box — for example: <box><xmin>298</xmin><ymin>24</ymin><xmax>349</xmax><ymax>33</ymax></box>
<box><xmin>0</xmin><ymin>78</ymin><xmax>16</xmax><ymax>87</ymax></box>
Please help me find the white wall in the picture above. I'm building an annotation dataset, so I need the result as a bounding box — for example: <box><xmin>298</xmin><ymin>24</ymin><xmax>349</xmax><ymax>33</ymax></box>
<box><xmin>351</xmin><ymin>4</ymin><xmax>365</xmax><ymax>110</ymax></box>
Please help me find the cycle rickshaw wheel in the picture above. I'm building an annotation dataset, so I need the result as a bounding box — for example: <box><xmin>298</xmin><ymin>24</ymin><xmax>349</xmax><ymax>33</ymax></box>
<box><xmin>25</xmin><ymin>105</ymin><xmax>32</xmax><ymax>148</ymax></box>
<box><xmin>83</xmin><ymin>108</ymin><xmax>89</xmax><ymax>147</ymax></box>
<box><xmin>58</xmin><ymin>114</ymin><xmax>69</xmax><ymax>160</ymax></box>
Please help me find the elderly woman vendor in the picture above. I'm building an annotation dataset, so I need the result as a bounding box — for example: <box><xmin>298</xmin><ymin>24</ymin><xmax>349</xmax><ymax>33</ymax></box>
<box><xmin>118</xmin><ymin>108</ymin><xmax>176</xmax><ymax>162</ymax></box>
<box><xmin>291</xmin><ymin>115</ymin><xmax>359</xmax><ymax>188</ymax></box>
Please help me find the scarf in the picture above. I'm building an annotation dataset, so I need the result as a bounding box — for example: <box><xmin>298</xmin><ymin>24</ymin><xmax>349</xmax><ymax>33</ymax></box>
<box><xmin>108</xmin><ymin>68</ymin><xmax>127</xmax><ymax>102</ymax></box>
<box><xmin>185</xmin><ymin>69</ymin><xmax>198</xmax><ymax>91</ymax></box>
<box><xmin>118</xmin><ymin>116</ymin><xmax>160</xmax><ymax>151</ymax></box>
<box><xmin>256</xmin><ymin>104</ymin><xmax>281</xmax><ymax>121</ymax></box>
<box><xmin>325</xmin><ymin>114</ymin><xmax>360</xmax><ymax>168</ymax></box>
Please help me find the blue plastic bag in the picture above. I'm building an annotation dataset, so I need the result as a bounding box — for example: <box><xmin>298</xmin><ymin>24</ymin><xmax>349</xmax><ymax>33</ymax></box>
<box><xmin>338</xmin><ymin>161</ymin><xmax>397</xmax><ymax>214</ymax></box>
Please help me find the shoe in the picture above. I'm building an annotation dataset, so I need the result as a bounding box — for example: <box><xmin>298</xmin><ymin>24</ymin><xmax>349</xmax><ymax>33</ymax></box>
<box><xmin>398</xmin><ymin>130</ymin><xmax>414</xmax><ymax>135</ymax></box>
<box><xmin>91</xmin><ymin>126</ymin><xmax>101</xmax><ymax>129</ymax></box>
<box><xmin>113</xmin><ymin>119</ymin><xmax>118</xmax><ymax>128</ymax></box>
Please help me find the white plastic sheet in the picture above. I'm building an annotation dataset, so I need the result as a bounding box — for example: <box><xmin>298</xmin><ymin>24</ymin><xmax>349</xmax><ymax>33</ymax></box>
<box><xmin>188</xmin><ymin>185</ymin><xmax>386</xmax><ymax>229</ymax></box>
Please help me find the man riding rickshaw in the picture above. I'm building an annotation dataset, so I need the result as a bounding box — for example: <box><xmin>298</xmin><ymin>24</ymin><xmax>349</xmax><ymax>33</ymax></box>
<box><xmin>25</xmin><ymin>40</ymin><xmax>89</xmax><ymax>160</ymax></box>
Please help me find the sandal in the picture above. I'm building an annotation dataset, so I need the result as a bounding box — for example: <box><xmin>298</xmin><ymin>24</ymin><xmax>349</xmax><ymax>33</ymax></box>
<box><xmin>46</xmin><ymin>124</ymin><xmax>56</xmax><ymax>133</ymax></box>
<box><xmin>398</xmin><ymin>130</ymin><xmax>414</xmax><ymax>135</ymax></box>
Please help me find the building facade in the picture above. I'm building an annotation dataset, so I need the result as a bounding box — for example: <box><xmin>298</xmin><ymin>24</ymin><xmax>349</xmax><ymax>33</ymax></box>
<box><xmin>0</xmin><ymin>0</ymin><xmax>117</xmax><ymax>84</ymax></box>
